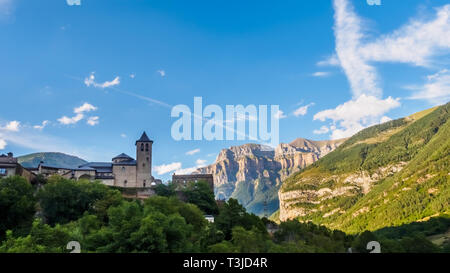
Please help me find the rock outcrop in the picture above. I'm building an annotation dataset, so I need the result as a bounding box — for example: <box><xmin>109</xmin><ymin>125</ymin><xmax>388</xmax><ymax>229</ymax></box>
<box><xmin>194</xmin><ymin>138</ymin><xmax>346</xmax><ymax>215</ymax></box>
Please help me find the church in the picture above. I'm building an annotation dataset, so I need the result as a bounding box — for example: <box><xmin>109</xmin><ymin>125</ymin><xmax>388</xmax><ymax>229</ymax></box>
<box><xmin>34</xmin><ymin>132</ymin><xmax>162</xmax><ymax>188</ymax></box>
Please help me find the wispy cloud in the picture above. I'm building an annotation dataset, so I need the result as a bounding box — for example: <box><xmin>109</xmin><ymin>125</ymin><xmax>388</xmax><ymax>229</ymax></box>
<box><xmin>293</xmin><ymin>103</ymin><xmax>314</xmax><ymax>117</ymax></box>
<box><xmin>153</xmin><ymin>158</ymin><xmax>209</xmax><ymax>176</ymax></box>
<box><xmin>312</xmin><ymin>71</ymin><xmax>331</xmax><ymax>77</ymax></box>
<box><xmin>407</xmin><ymin>69</ymin><xmax>450</xmax><ymax>105</ymax></box>
<box><xmin>153</xmin><ymin>162</ymin><xmax>182</xmax><ymax>175</ymax></box>
<box><xmin>331</xmin><ymin>0</ymin><xmax>450</xmax><ymax>99</ymax></box>
<box><xmin>33</xmin><ymin>120</ymin><xmax>49</xmax><ymax>130</ymax></box>
<box><xmin>313</xmin><ymin>126</ymin><xmax>330</xmax><ymax>135</ymax></box>
<box><xmin>186</xmin><ymin>148</ymin><xmax>200</xmax><ymax>156</ymax></box>
<box><xmin>87</xmin><ymin>116</ymin><xmax>99</xmax><ymax>126</ymax></box>
<box><xmin>66</xmin><ymin>0</ymin><xmax>81</xmax><ymax>6</ymax></box>
<box><xmin>157</xmin><ymin>70</ymin><xmax>166</xmax><ymax>77</ymax></box>
<box><xmin>313</xmin><ymin>0</ymin><xmax>450</xmax><ymax>139</ymax></box>
<box><xmin>274</xmin><ymin>110</ymin><xmax>287</xmax><ymax>120</ymax></box>
<box><xmin>84</xmin><ymin>73</ymin><xmax>120</xmax><ymax>89</ymax></box>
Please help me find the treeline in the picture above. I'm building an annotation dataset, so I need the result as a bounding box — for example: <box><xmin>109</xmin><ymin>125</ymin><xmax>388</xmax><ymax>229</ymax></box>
<box><xmin>0</xmin><ymin>175</ymin><xmax>448</xmax><ymax>253</ymax></box>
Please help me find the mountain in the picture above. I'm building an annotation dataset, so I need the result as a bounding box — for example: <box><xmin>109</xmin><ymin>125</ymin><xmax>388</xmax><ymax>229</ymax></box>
<box><xmin>195</xmin><ymin>138</ymin><xmax>346</xmax><ymax>216</ymax></box>
<box><xmin>17</xmin><ymin>152</ymin><xmax>87</xmax><ymax>169</ymax></box>
<box><xmin>279</xmin><ymin>103</ymin><xmax>450</xmax><ymax>233</ymax></box>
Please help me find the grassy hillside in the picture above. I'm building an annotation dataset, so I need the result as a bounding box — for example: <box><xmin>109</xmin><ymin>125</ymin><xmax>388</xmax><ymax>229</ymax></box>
<box><xmin>17</xmin><ymin>152</ymin><xmax>87</xmax><ymax>169</ymax></box>
<box><xmin>281</xmin><ymin>102</ymin><xmax>450</xmax><ymax>233</ymax></box>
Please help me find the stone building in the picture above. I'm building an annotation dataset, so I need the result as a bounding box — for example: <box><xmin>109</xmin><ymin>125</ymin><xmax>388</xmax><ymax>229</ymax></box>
<box><xmin>0</xmin><ymin>153</ymin><xmax>35</xmax><ymax>182</ymax></box>
<box><xmin>31</xmin><ymin>132</ymin><xmax>161</xmax><ymax>188</ymax></box>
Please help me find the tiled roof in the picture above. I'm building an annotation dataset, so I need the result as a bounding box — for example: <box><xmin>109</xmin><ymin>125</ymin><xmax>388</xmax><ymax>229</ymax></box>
<box><xmin>136</xmin><ymin>131</ymin><xmax>153</xmax><ymax>143</ymax></box>
<box><xmin>113</xmin><ymin>160</ymin><xmax>137</xmax><ymax>166</ymax></box>
<box><xmin>112</xmin><ymin>153</ymin><xmax>134</xmax><ymax>161</ymax></box>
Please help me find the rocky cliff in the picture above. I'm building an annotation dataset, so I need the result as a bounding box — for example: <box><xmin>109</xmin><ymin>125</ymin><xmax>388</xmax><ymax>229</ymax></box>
<box><xmin>195</xmin><ymin>138</ymin><xmax>346</xmax><ymax>216</ymax></box>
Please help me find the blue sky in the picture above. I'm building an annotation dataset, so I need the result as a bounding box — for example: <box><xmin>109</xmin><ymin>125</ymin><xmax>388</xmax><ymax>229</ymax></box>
<box><xmin>0</xmin><ymin>0</ymin><xmax>449</xmax><ymax>181</ymax></box>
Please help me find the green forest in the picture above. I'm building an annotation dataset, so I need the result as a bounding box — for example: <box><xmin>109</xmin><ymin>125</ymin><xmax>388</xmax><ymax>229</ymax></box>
<box><xmin>1</xmin><ymin>175</ymin><xmax>449</xmax><ymax>253</ymax></box>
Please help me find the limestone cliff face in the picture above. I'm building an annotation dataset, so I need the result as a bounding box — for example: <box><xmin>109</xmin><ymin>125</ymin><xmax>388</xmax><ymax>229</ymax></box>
<box><xmin>194</xmin><ymin>138</ymin><xmax>346</xmax><ymax>215</ymax></box>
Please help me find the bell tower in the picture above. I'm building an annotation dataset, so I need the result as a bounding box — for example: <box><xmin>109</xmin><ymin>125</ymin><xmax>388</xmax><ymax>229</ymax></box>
<box><xmin>135</xmin><ymin>131</ymin><xmax>153</xmax><ymax>187</ymax></box>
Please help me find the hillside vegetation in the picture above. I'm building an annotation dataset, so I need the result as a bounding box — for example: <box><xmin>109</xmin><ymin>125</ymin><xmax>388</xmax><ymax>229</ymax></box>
<box><xmin>280</xmin><ymin>102</ymin><xmax>450</xmax><ymax>233</ymax></box>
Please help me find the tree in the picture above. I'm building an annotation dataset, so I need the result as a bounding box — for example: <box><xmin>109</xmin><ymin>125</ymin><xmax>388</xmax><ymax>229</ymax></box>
<box><xmin>37</xmin><ymin>176</ymin><xmax>112</xmax><ymax>225</ymax></box>
<box><xmin>182</xmin><ymin>180</ymin><xmax>219</xmax><ymax>215</ymax></box>
<box><xmin>0</xmin><ymin>176</ymin><xmax>36</xmax><ymax>240</ymax></box>
<box><xmin>214</xmin><ymin>198</ymin><xmax>266</xmax><ymax>240</ymax></box>
<box><xmin>154</xmin><ymin>183</ymin><xmax>176</xmax><ymax>197</ymax></box>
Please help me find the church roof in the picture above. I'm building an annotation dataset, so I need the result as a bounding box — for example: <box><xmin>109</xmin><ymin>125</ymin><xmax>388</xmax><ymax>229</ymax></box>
<box><xmin>113</xmin><ymin>160</ymin><xmax>137</xmax><ymax>166</ymax></box>
<box><xmin>136</xmin><ymin>131</ymin><xmax>153</xmax><ymax>144</ymax></box>
<box><xmin>112</xmin><ymin>153</ymin><xmax>133</xmax><ymax>161</ymax></box>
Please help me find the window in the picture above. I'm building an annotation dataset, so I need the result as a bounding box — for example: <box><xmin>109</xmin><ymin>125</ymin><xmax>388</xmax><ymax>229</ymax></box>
<box><xmin>143</xmin><ymin>163</ymin><xmax>145</xmax><ymax>167</ymax></box>
<box><xmin>145</xmin><ymin>143</ymin><xmax>149</xmax><ymax>151</ymax></box>
<box><xmin>0</xmin><ymin>168</ymin><xmax>7</xmax><ymax>175</ymax></box>
<box><xmin>122</xmin><ymin>166</ymin><xmax>126</xmax><ymax>172</ymax></box>
<box><xmin>141</xmin><ymin>143</ymin><xmax>144</xmax><ymax>151</ymax></box>
<box><xmin>124</xmin><ymin>180</ymin><xmax>127</xmax><ymax>185</ymax></box>
<box><xmin>143</xmin><ymin>180</ymin><xmax>146</xmax><ymax>187</ymax></box>
<box><xmin>146</xmin><ymin>157</ymin><xmax>149</xmax><ymax>162</ymax></box>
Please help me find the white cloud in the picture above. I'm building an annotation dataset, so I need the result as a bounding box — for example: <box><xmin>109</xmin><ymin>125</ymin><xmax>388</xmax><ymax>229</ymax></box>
<box><xmin>154</xmin><ymin>158</ymin><xmax>209</xmax><ymax>176</ymax></box>
<box><xmin>84</xmin><ymin>73</ymin><xmax>120</xmax><ymax>89</ymax></box>
<box><xmin>408</xmin><ymin>69</ymin><xmax>450</xmax><ymax>104</ymax></box>
<box><xmin>157</xmin><ymin>70</ymin><xmax>166</xmax><ymax>77</ymax></box>
<box><xmin>186</xmin><ymin>148</ymin><xmax>200</xmax><ymax>156</ymax></box>
<box><xmin>274</xmin><ymin>110</ymin><xmax>287</xmax><ymax>120</ymax></box>
<box><xmin>0</xmin><ymin>139</ymin><xmax>6</xmax><ymax>150</ymax></box>
<box><xmin>74</xmin><ymin>102</ymin><xmax>97</xmax><ymax>114</ymax></box>
<box><xmin>58</xmin><ymin>114</ymin><xmax>84</xmax><ymax>125</ymax></box>
<box><xmin>153</xmin><ymin>162</ymin><xmax>182</xmax><ymax>175</ymax></box>
<box><xmin>313</xmin><ymin>0</ymin><xmax>450</xmax><ymax>139</ymax></box>
<box><xmin>332</xmin><ymin>0</ymin><xmax>381</xmax><ymax>98</ymax></box>
<box><xmin>120</xmin><ymin>133</ymin><xmax>127</xmax><ymax>138</ymax></box>
<box><xmin>313</xmin><ymin>126</ymin><xmax>330</xmax><ymax>135</ymax></box>
<box><xmin>33</xmin><ymin>120</ymin><xmax>49</xmax><ymax>130</ymax></box>
<box><xmin>317</xmin><ymin>55</ymin><xmax>340</xmax><ymax>66</ymax></box>
<box><xmin>1</xmin><ymin>121</ymin><xmax>20</xmax><ymax>132</ymax></box>
<box><xmin>293</xmin><ymin>103</ymin><xmax>314</xmax><ymax>117</ymax></box>
<box><xmin>175</xmin><ymin>167</ymin><xmax>199</xmax><ymax>175</ymax></box>
<box><xmin>312</xmin><ymin>71</ymin><xmax>331</xmax><ymax>77</ymax></box>
<box><xmin>87</xmin><ymin>116</ymin><xmax>99</xmax><ymax>126</ymax></box>
<box><xmin>58</xmin><ymin>103</ymin><xmax>98</xmax><ymax>126</ymax></box>
<box><xmin>314</xmin><ymin>95</ymin><xmax>400</xmax><ymax>139</ymax></box>
<box><xmin>196</xmin><ymin>159</ymin><xmax>207</xmax><ymax>167</ymax></box>
<box><xmin>331</xmin><ymin>0</ymin><xmax>450</xmax><ymax>99</ymax></box>
<box><xmin>130</xmin><ymin>74</ymin><xmax>135</xmax><ymax>79</ymax></box>
<box><xmin>66</xmin><ymin>0</ymin><xmax>81</xmax><ymax>6</ymax></box>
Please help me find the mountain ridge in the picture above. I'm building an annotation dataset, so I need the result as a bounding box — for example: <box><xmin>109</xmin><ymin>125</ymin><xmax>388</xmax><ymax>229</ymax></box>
<box><xmin>17</xmin><ymin>152</ymin><xmax>87</xmax><ymax>169</ymax></box>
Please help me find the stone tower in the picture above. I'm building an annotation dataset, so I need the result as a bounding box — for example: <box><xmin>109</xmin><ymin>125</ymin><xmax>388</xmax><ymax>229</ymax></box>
<box><xmin>135</xmin><ymin>131</ymin><xmax>153</xmax><ymax>187</ymax></box>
